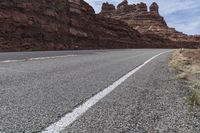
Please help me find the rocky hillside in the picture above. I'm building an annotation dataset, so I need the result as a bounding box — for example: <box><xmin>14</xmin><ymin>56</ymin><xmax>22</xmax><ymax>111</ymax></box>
<box><xmin>0</xmin><ymin>0</ymin><xmax>71</xmax><ymax>51</ymax></box>
<box><xmin>100</xmin><ymin>0</ymin><xmax>200</xmax><ymax>43</ymax></box>
<box><xmin>68</xmin><ymin>0</ymin><xmax>145</xmax><ymax>49</ymax></box>
<box><xmin>0</xmin><ymin>0</ymin><xmax>199</xmax><ymax>51</ymax></box>
<box><xmin>0</xmin><ymin>0</ymin><xmax>148</xmax><ymax>51</ymax></box>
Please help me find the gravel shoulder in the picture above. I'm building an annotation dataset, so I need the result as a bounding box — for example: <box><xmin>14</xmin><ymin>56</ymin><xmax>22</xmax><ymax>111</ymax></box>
<box><xmin>62</xmin><ymin>53</ymin><xmax>200</xmax><ymax>133</ymax></box>
<box><xmin>170</xmin><ymin>49</ymin><xmax>200</xmax><ymax>106</ymax></box>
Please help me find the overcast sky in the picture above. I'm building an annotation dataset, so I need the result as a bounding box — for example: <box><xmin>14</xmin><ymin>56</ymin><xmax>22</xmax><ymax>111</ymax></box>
<box><xmin>85</xmin><ymin>0</ymin><xmax>200</xmax><ymax>35</ymax></box>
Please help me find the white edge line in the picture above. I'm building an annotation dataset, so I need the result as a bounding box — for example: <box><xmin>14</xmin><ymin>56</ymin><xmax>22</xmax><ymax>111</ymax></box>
<box><xmin>0</xmin><ymin>55</ymin><xmax>77</xmax><ymax>63</ymax></box>
<box><xmin>42</xmin><ymin>50</ymin><xmax>172</xmax><ymax>133</ymax></box>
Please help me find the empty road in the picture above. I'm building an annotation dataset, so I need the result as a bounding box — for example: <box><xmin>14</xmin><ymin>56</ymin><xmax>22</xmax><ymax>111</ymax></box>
<box><xmin>1</xmin><ymin>49</ymin><xmax>197</xmax><ymax>133</ymax></box>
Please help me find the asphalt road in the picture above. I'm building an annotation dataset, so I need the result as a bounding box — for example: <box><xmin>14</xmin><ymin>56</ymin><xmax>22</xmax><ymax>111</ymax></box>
<box><xmin>1</xmin><ymin>49</ymin><xmax>193</xmax><ymax>133</ymax></box>
<box><xmin>63</xmin><ymin>51</ymin><xmax>200</xmax><ymax>133</ymax></box>
<box><xmin>0</xmin><ymin>50</ymin><xmax>108</xmax><ymax>61</ymax></box>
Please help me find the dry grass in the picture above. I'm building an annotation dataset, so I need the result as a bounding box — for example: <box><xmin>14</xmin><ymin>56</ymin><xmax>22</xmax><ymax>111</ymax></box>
<box><xmin>177</xmin><ymin>72</ymin><xmax>189</xmax><ymax>80</ymax></box>
<box><xmin>170</xmin><ymin>49</ymin><xmax>200</xmax><ymax>106</ymax></box>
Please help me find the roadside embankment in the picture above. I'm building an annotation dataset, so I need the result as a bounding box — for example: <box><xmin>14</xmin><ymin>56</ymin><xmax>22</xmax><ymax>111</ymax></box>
<box><xmin>170</xmin><ymin>49</ymin><xmax>200</xmax><ymax>106</ymax></box>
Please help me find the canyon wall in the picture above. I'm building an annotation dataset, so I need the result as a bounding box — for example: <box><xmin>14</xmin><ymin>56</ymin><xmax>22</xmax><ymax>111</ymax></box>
<box><xmin>100</xmin><ymin>0</ymin><xmax>200</xmax><ymax>43</ymax></box>
<box><xmin>0</xmin><ymin>0</ymin><xmax>72</xmax><ymax>51</ymax></box>
<box><xmin>0</xmin><ymin>0</ymin><xmax>146</xmax><ymax>51</ymax></box>
<box><xmin>0</xmin><ymin>0</ymin><xmax>199</xmax><ymax>51</ymax></box>
<box><xmin>68</xmin><ymin>0</ymin><xmax>146</xmax><ymax>49</ymax></box>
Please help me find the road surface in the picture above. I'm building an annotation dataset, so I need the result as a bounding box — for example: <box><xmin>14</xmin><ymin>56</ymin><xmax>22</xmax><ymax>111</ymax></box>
<box><xmin>0</xmin><ymin>49</ymin><xmax>198</xmax><ymax>133</ymax></box>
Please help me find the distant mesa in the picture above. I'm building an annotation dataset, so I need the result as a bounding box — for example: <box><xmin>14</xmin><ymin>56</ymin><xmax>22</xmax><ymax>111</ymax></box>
<box><xmin>100</xmin><ymin>0</ymin><xmax>200</xmax><ymax>43</ymax></box>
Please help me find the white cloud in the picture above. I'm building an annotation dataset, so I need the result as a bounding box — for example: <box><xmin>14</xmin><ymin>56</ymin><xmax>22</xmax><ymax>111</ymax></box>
<box><xmin>85</xmin><ymin>0</ymin><xmax>200</xmax><ymax>35</ymax></box>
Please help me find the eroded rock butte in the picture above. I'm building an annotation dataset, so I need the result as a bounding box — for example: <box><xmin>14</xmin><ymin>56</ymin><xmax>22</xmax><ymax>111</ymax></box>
<box><xmin>100</xmin><ymin>0</ymin><xmax>200</xmax><ymax>43</ymax></box>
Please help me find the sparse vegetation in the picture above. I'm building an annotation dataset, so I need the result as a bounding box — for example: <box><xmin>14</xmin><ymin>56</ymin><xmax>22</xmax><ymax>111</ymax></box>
<box><xmin>55</xmin><ymin>0</ymin><xmax>66</xmax><ymax>12</ymax></box>
<box><xmin>177</xmin><ymin>72</ymin><xmax>189</xmax><ymax>80</ymax></box>
<box><xmin>170</xmin><ymin>49</ymin><xmax>200</xmax><ymax>106</ymax></box>
<box><xmin>188</xmin><ymin>89</ymin><xmax>200</xmax><ymax>106</ymax></box>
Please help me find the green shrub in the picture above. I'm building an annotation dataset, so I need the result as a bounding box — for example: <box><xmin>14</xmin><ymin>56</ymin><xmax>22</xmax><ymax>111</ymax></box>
<box><xmin>55</xmin><ymin>0</ymin><xmax>66</xmax><ymax>12</ymax></box>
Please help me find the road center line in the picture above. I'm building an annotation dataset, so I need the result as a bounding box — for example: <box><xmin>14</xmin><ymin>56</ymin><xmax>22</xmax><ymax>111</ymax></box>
<box><xmin>41</xmin><ymin>50</ymin><xmax>172</xmax><ymax>133</ymax></box>
<box><xmin>0</xmin><ymin>55</ymin><xmax>77</xmax><ymax>63</ymax></box>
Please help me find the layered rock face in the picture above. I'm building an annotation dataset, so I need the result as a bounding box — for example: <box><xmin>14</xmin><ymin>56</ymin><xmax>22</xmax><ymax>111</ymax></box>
<box><xmin>0</xmin><ymin>0</ymin><xmax>71</xmax><ymax>51</ymax></box>
<box><xmin>72</xmin><ymin>0</ymin><xmax>174</xmax><ymax>49</ymax></box>
<box><xmin>68</xmin><ymin>0</ymin><xmax>144</xmax><ymax>49</ymax></box>
<box><xmin>0</xmin><ymin>0</ymin><xmax>146</xmax><ymax>51</ymax></box>
<box><xmin>0</xmin><ymin>0</ymin><xmax>199</xmax><ymax>51</ymax></box>
<box><xmin>100</xmin><ymin>0</ymin><xmax>200</xmax><ymax>43</ymax></box>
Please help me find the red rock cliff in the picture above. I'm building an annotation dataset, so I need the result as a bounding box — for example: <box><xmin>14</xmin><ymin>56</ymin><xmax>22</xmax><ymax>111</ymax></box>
<box><xmin>68</xmin><ymin>0</ymin><xmax>145</xmax><ymax>49</ymax></box>
<box><xmin>100</xmin><ymin>0</ymin><xmax>200</xmax><ymax>44</ymax></box>
<box><xmin>0</xmin><ymin>0</ymin><xmax>71</xmax><ymax>51</ymax></box>
<box><xmin>0</xmin><ymin>0</ymin><xmax>148</xmax><ymax>51</ymax></box>
<box><xmin>0</xmin><ymin>0</ymin><xmax>199</xmax><ymax>51</ymax></box>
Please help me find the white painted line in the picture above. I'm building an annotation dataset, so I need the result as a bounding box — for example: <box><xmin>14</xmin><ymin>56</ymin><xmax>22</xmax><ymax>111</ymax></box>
<box><xmin>29</xmin><ymin>55</ymin><xmax>77</xmax><ymax>61</ymax></box>
<box><xmin>42</xmin><ymin>50</ymin><xmax>172</xmax><ymax>133</ymax></box>
<box><xmin>0</xmin><ymin>55</ymin><xmax>77</xmax><ymax>63</ymax></box>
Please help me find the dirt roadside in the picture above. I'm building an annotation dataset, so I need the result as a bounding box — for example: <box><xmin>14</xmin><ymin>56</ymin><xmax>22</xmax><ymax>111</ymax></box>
<box><xmin>170</xmin><ymin>49</ymin><xmax>200</xmax><ymax>106</ymax></box>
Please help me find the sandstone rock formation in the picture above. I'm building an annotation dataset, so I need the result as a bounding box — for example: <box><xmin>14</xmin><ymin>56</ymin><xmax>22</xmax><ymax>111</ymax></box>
<box><xmin>101</xmin><ymin>2</ymin><xmax>115</xmax><ymax>15</ymax></box>
<box><xmin>0</xmin><ymin>0</ymin><xmax>148</xmax><ymax>51</ymax></box>
<box><xmin>66</xmin><ymin>0</ymin><xmax>146</xmax><ymax>49</ymax></box>
<box><xmin>100</xmin><ymin>1</ymin><xmax>200</xmax><ymax>43</ymax></box>
<box><xmin>150</xmin><ymin>2</ymin><xmax>159</xmax><ymax>16</ymax></box>
<box><xmin>0</xmin><ymin>0</ymin><xmax>71</xmax><ymax>51</ymax></box>
<box><xmin>0</xmin><ymin>0</ymin><xmax>199</xmax><ymax>51</ymax></box>
<box><xmin>117</xmin><ymin>0</ymin><xmax>128</xmax><ymax>9</ymax></box>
